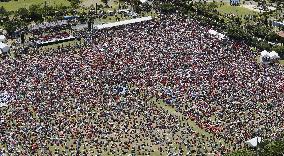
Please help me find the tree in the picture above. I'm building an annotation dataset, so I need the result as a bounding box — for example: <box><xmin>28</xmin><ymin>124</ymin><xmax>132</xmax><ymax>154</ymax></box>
<box><xmin>226</xmin><ymin>25</ymin><xmax>249</xmax><ymax>41</ymax></box>
<box><xmin>272</xmin><ymin>46</ymin><xmax>284</xmax><ymax>58</ymax></box>
<box><xmin>266</xmin><ymin>31</ymin><xmax>280</xmax><ymax>42</ymax></box>
<box><xmin>141</xmin><ymin>2</ymin><xmax>152</xmax><ymax>13</ymax></box>
<box><xmin>0</xmin><ymin>6</ymin><xmax>7</xmax><ymax>15</ymax></box>
<box><xmin>69</xmin><ymin>0</ymin><xmax>81</xmax><ymax>9</ymax></box>
<box><xmin>16</xmin><ymin>8</ymin><xmax>30</xmax><ymax>22</ymax></box>
<box><xmin>159</xmin><ymin>3</ymin><xmax>176</xmax><ymax>14</ymax></box>
<box><xmin>3</xmin><ymin>18</ymin><xmax>24</xmax><ymax>36</ymax></box>
<box><xmin>28</xmin><ymin>4</ymin><xmax>44</xmax><ymax>22</ymax></box>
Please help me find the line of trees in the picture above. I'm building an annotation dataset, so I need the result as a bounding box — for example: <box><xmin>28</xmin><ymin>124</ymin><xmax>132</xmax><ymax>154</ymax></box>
<box><xmin>0</xmin><ymin>3</ymin><xmax>77</xmax><ymax>36</ymax></box>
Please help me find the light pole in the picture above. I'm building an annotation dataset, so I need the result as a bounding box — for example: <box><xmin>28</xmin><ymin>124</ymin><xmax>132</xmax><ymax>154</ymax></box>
<box><xmin>255</xmin><ymin>128</ymin><xmax>261</xmax><ymax>156</ymax></box>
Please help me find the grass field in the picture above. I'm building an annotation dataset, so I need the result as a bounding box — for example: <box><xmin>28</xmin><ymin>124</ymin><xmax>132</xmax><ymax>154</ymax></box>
<box><xmin>217</xmin><ymin>4</ymin><xmax>257</xmax><ymax>17</ymax></box>
<box><xmin>0</xmin><ymin>0</ymin><xmax>71</xmax><ymax>11</ymax></box>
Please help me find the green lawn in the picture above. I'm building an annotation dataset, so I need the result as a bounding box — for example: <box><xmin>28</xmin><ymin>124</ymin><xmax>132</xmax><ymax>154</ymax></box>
<box><xmin>155</xmin><ymin>99</ymin><xmax>211</xmax><ymax>137</ymax></box>
<box><xmin>279</xmin><ymin>60</ymin><xmax>284</xmax><ymax>64</ymax></box>
<box><xmin>0</xmin><ymin>0</ymin><xmax>70</xmax><ymax>11</ymax></box>
<box><xmin>217</xmin><ymin>4</ymin><xmax>257</xmax><ymax>17</ymax></box>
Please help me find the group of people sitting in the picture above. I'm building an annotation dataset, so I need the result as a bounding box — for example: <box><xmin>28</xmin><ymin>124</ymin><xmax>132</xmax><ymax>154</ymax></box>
<box><xmin>0</xmin><ymin>14</ymin><xmax>283</xmax><ymax>155</ymax></box>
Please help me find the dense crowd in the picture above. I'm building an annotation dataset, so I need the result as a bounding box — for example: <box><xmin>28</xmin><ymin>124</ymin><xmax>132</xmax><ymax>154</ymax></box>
<box><xmin>0</xmin><ymin>15</ymin><xmax>284</xmax><ymax>155</ymax></box>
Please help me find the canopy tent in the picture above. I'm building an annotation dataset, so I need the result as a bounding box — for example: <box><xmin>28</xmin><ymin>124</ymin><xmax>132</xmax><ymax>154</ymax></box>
<box><xmin>245</xmin><ymin>137</ymin><xmax>261</xmax><ymax>147</ymax></box>
<box><xmin>260</xmin><ymin>50</ymin><xmax>271</xmax><ymax>64</ymax></box>
<box><xmin>140</xmin><ymin>0</ymin><xmax>147</xmax><ymax>3</ymax></box>
<box><xmin>218</xmin><ymin>33</ymin><xmax>225</xmax><ymax>39</ymax></box>
<box><xmin>208</xmin><ymin>29</ymin><xmax>218</xmax><ymax>35</ymax></box>
<box><xmin>0</xmin><ymin>35</ymin><xmax>6</xmax><ymax>42</ymax></box>
<box><xmin>208</xmin><ymin>29</ymin><xmax>226</xmax><ymax>40</ymax></box>
<box><xmin>0</xmin><ymin>42</ymin><xmax>9</xmax><ymax>53</ymax></box>
<box><xmin>95</xmin><ymin>16</ymin><xmax>152</xmax><ymax>29</ymax></box>
<box><xmin>260</xmin><ymin>50</ymin><xmax>280</xmax><ymax>63</ymax></box>
<box><xmin>269</xmin><ymin>51</ymin><xmax>280</xmax><ymax>59</ymax></box>
<box><xmin>260</xmin><ymin>50</ymin><xmax>269</xmax><ymax>58</ymax></box>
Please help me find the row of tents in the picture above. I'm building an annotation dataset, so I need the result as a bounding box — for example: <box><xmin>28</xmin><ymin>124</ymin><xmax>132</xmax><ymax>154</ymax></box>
<box><xmin>208</xmin><ymin>29</ymin><xmax>226</xmax><ymax>40</ymax></box>
<box><xmin>260</xmin><ymin>50</ymin><xmax>280</xmax><ymax>64</ymax></box>
<box><xmin>94</xmin><ymin>16</ymin><xmax>152</xmax><ymax>29</ymax></box>
<box><xmin>260</xmin><ymin>50</ymin><xmax>280</xmax><ymax>59</ymax></box>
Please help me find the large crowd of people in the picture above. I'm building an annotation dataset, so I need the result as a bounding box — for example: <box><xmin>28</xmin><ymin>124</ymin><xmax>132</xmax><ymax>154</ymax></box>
<box><xmin>0</xmin><ymin>14</ymin><xmax>283</xmax><ymax>155</ymax></box>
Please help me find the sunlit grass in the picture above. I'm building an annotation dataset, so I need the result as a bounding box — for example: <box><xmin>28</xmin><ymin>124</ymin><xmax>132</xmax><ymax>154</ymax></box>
<box><xmin>0</xmin><ymin>0</ymin><xmax>70</xmax><ymax>11</ymax></box>
<box><xmin>217</xmin><ymin>4</ymin><xmax>257</xmax><ymax>17</ymax></box>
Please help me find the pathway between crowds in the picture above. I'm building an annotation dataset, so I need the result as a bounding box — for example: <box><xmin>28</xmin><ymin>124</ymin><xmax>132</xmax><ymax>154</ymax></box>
<box><xmin>150</xmin><ymin>97</ymin><xmax>230</xmax><ymax>153</ymax></box>
<box><xmin>152</xmin><ymin>98</ymin><xmax>210</xmax><ymax>137</ymax></box>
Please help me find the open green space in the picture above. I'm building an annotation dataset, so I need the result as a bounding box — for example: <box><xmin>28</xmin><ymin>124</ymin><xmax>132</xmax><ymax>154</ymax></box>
<box><xmin>0</xmin><ymin>0</ymin><xmax>71</xmax><ymax>11</ymax></box>
<box><xmin>217</xmin><ymin>4</ymin><xmax>257</xmax><ymax>17</ymax></box>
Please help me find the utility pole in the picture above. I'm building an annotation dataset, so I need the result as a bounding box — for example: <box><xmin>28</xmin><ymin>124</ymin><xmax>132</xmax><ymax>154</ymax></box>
<box><xmin>95</xmin><ymin>3</ymin><xmax>98</xmax><ymax>15</ymax></box>
<box><xmin>256</xmin><ymin>137</ymin><xmax>259</xmax><ymax>156</ymax></box>
<box><xmin>44</xmin><ymin>1</ymin><xmax>47</xmax><ymax>21</ymax></box>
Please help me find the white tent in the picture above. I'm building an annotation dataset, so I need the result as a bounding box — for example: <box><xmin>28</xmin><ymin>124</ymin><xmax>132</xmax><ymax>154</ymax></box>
<box><xmin>0</xmin><ymin>35</ymin><xmax>6</xmax><ymax>42</ymax></box>
<box><xmin>218</xmin><ymin>33</ymin><xmax>225</xmax><ymax>40</ymax></box>
<box><xmin>260</xmin><ymin>50</ymin><xmax>269</xmax><ymax>58</ymax></box>
<box><xmin>208</xmin><ymin>29</ymin><xmax>218</xmax><ymax>35</ymax></box>
<box><xmin>245</xmin><ymin>137</ymin><xmax>262</xmax><ymax>147</ymax></box>
<box><xmin>95</xmin><ymin>16</ymin><xmax>152</xmax><ymax>29</ymax></box>
<box><xmin>0</xmin><ymin>42</ymin><xmax>10</xmax><ymax>53</ymax></box>
<box><xmin>269</xmin><ymin>51</ymin><xmax>280</xmax><ymax>59</ymax></box>
<box><xmin>208</xmin><ymin>29</ymin><xmax>226</xmax><ymax>40</ymax></box>
<box><xmin>140</xmin><ymin>0</ymin><xmax>147</xmax><ymax>3</ymax></box>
